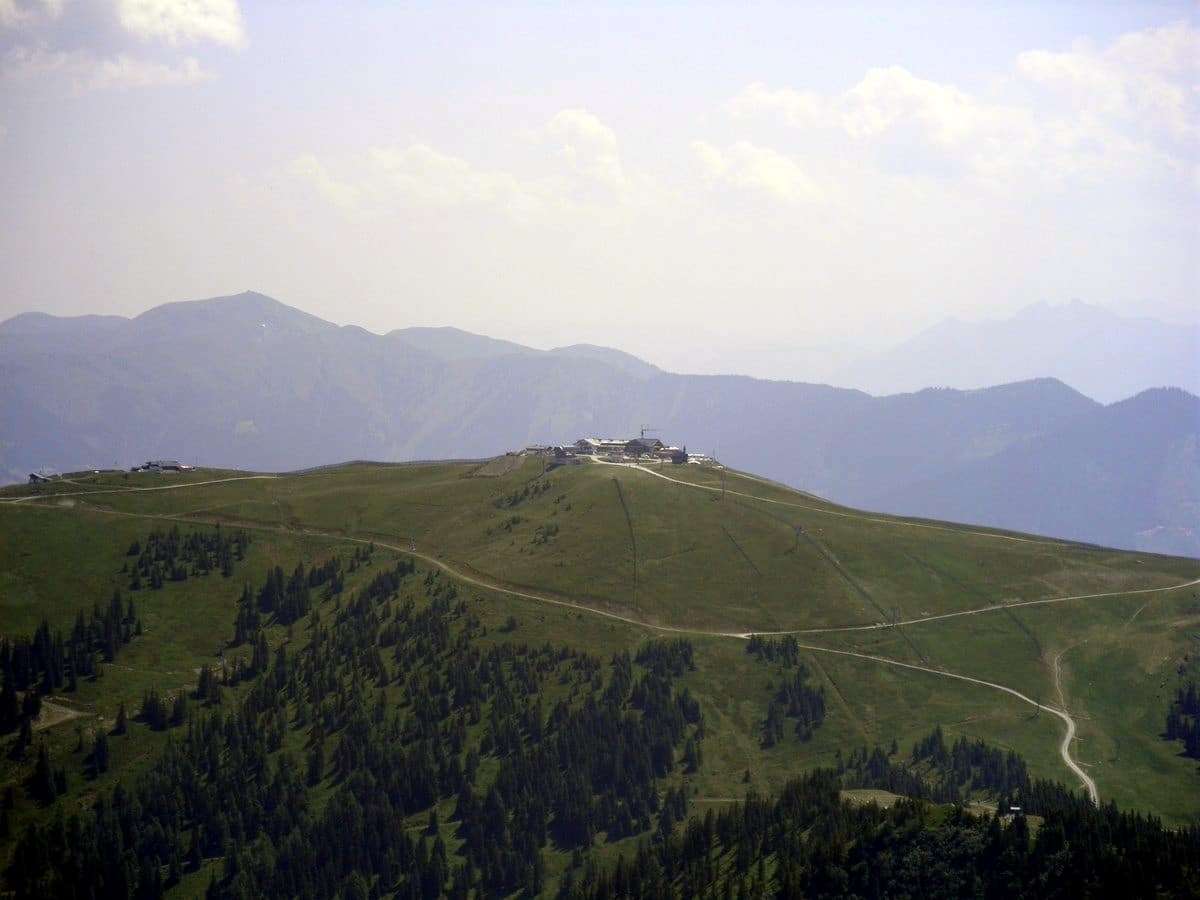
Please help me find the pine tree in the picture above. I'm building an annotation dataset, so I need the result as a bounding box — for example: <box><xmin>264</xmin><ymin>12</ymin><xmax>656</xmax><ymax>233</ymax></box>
<box><xmin>306</xmin><ymin>739</ymin><xmax>324</xmax><ymax>786</ymax></box>
<box><xmin>171</xmin><ymin>692</ymin><xmax>189</xmax><ymax>727</ymax></box>
<box><xmin>684</xmin><ymin>736</ymin><xmax>703</xmax><ymax>773</ymax></box>
<box><xmin>32</xmin><ymin>742</ymin><xmax>56</xmax><ymax>804</ymax></box>
<box><xmin>0</xmin><ymin>675</ymin><xmax>17</xmax><ymax>734</ymax></box>
<box><xmin>92</xmin><ymin>730</ymin><xmax>110</xmax><ymax>774</ymax></box>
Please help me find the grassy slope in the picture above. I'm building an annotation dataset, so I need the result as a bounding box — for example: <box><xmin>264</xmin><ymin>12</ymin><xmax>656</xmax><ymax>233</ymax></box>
<box><xmin>2</xmin><ymin>458</ymin><xmax>1198</xmax><ymax>842</ymax></box>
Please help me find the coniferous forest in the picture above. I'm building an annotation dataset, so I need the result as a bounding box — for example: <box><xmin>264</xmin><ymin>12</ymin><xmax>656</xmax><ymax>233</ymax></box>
<box><xmin>1164</xmin><ymin>655</ymin><xmax>1200</xmax><ymax>766</ymax></box>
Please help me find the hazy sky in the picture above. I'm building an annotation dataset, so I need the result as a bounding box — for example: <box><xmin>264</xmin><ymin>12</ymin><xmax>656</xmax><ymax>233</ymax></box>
<box><xmin>1</xmin><ymin>1</ymin><xmax>1197</xmax><ymax>377</ymax></box>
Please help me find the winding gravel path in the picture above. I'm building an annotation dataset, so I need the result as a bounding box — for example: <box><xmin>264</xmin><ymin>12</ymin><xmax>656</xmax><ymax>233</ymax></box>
<box><xmin>350</xmin><ymin>525</ymin><xmax>1105</xmax><ymax>803</ymax></box>
<box><xmin>593</xmin><ymin>458</ymin><xmax>1077</xmax><ymax>546</ymax></box>
<box><xmin>0</xmin><ymin>474</ymin><xmax>279</xmax><ymax>504</ymax></box>
<box><xmin>793</xmin><ymin>641</ymin><xmax>1098</xmax><ymax>804</ymax></box>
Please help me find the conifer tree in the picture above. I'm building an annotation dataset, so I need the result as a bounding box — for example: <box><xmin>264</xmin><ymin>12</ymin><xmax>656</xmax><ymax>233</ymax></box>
<box><xmin>32</xmin><ymin>742</ymin><xmax>56</xmax><ymax>804</ymax></box>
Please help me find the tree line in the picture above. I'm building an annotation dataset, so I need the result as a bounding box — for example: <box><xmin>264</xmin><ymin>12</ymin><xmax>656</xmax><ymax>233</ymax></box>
<box><xmin>839</xmin><ymin>724</ymin><xmax>1030</xmax><ymax>805</ymax></box>
<box><xmin>576</xmin><ymin>759</ymin><xmax>1200</xmax><ymax>898</ymax></box>
<box><xmin>1164</xmin><ymin>655</ymin><xmax>1200</xmax><ymax>766</ymax></box>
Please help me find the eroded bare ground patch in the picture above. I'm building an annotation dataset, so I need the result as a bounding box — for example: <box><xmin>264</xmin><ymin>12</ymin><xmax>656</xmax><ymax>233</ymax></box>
<box><xmin>468</xmin><ymin>455</ymin><xmax>526</xmax><ymax>478</ymax></box>
<box><xmin>32</xmin><ymin>699</ymin><xmax>88</xmax><ymax>732</ymax></box>
<box><xmin>841</xmin><ymin>788</ymin><xmax>904</xmax><ymax>808</ymax></box>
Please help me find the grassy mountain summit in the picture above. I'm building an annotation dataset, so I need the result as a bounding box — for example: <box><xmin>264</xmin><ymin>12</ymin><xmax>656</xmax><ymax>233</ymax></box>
<box><xmin>2</xmin><ymin>454</ymin><xmax>1197</xmax><ymax>897</ymax></box>
<box><xmin>3</xmin><ymin>458</ymin><xmax>1200</xmax><ymax>895</ymax></box>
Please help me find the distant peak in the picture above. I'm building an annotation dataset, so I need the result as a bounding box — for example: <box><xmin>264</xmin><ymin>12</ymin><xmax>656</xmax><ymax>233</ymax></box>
<box><xmin>387</xmin><ymin>326</ymin><xmax>536</xmax><ymax>360</ymax></box>
<box><xmin>548</xmin><ymin>343</ymin><xmax>660</xmax><ymax>371</ymax></box>
<box><xmin>157</xmin><ymin>291</ymin><xmax>285</xmax><ymax>312</ymax></box>
<box><xmin>972</xmin><ymin>376</ymin><xmax>1091</xmax><ymax>397</ymax></box>
<box><xmin>0</xmin><ymin>310</ymin><xmax>130</xmax><ymax>335</ymax></box>
<box><xmin>131</xmin><ymin>291</ymin><xmax>336</xmax><ymax>334</ymax></box>
<box><xmin>546</xmin><ymin>343</ymin><xmax>661</xmax><ymax>378</ymax></box>
<box><xmin>388</xmin><ymin>325</ymin><xmax>480</xmax><ymax>339</ymax></box>
<box><xmin>1012</xmin><ymin>299</ymin><xmax>1112</xmax><ymax>320</ymax></box>
<box><xmin>551</xmin><ymin>342</ymin><xmax>607</xmax><ymax>352</ymax></box>
<box><xmin>1109</xmin><ymin>385</ymin><xmax>1199</xmax><ymax>407</ymax></box>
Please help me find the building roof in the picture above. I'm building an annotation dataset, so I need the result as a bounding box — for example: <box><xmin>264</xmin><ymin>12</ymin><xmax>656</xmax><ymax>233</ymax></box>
<box><xmin>626</xmin><ymin>437</ymin><xmax>664</xmax><ymax>450</ymax></box>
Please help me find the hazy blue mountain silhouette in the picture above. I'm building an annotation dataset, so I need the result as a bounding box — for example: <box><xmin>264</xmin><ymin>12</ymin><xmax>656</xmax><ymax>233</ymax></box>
<box><xmin>866</xmin><ymin>388</ymin><xmax>1200</xmax><ymax>556</ymax></box>
<box><xmin>835</xmin><ymin>301</ymin><xmax>1199</xmax><ymax>403</ymax></box>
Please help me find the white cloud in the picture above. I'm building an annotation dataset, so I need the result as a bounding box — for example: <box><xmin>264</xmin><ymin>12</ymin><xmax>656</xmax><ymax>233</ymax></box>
<box><xmin>842</xmin><ymin>66</ymin><xmax>997</xmax><ymax>145</ymax></box>
<box><xmin>290</xmin><ymin>111</ymin><xmax>654</xmax><ymax>219</ymax></box>
<box><xmin>1015</xmin><ymin>21</ymin><xmax>1199</xmax><ymax>142</ymax></box>
<box><xmin>1</xmin><ymin>42</ymin><xmax>54</xmax><ymax>77</ymax></box>
<box><xmin>288</xmin><ymin>144</ymin><xmax>569</xmax><ymax>219</ymax></box>
<box><xmin>693</xmin><ymin>140</ymin><xmax>823</xmax><ymax>205</ymax></box>
<box><xmin>0</xmin><ymin>0</ymin><xmax>26</xmax><ymax>28</ymax></box>
<box><xmin>1002</xmin><ymin>24</ymin><xmax>1199</xmax><ymax>182</ymax></box>
<box><xmin>838</xmin><ymin>65</ymin><xmax>1039</xmax><ymax>180</ymax></box>
<box><xmin>368</xmin><ymin>144</ymin><xmax>561</xmax><ymax>216</ymax></box>
<box><xmin>2</xmin><ymin>43</ymin><xmax>209</xmax><ymax>91</ymax></box>
<box><xmin>287</xmin><ymin>154</ymin><xmax>361</xmax><ymax>211</ymax></box>
<box><xmin>88</xmin><ymin>52</ymin><xmax>206</xmax><ymax>90</ymax></box>
<box><xmin>533</xmin><ymin>108</ymin><xmax>627</xmax><ymax>193</ymax></box>
<box><xmin>720</xmin><ymin>22</ymin><xmax>1199</xmax><ymax>188</ymax></box>
<box><xmin>117</xmin><ymin>0</ymin><xmax>246</xmax><ymax>49</ymax></box>
<box><xmin>727</xmin><ymin>82</ymin><xmax>824</xmax><ymax>125</ymax></box>
<box><xmin>2</xmin><ymin>0</ymin><xmax>229</xmax><ymax>94</ymax></box>
<box><xmin>0</xmin><ymin>0</ymin><xmax>62</xmax><ymax>29</ymax></box>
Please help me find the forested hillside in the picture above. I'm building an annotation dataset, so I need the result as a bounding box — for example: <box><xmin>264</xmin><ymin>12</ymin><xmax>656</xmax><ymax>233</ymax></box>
<box><xmin>4</xmin><ymin>542</ymin><xmax>703</xmax><ymax>898</ymax></box>
<box><xmin>5</xmin><ymin>526</ymin><xmax>1197</xmax><ymax>898</ymax></box>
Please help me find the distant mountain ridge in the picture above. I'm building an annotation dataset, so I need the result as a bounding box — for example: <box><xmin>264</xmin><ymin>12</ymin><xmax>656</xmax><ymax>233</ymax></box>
<box><xmin>834</xmin><ymin>301</ymin><xmax>1199</xmax><ymax>403</ymax></box>
<box><xmin>386</xmin><ymin>326</ymin><xmax>538</xmax><ymax>361</ymax></box>
<box><xmin>870</xmin><ymin>387</ymin><xmax>1200</xmax><ymax>555</ymax></box>
<box><xmin>2</xmin><ymin>291</ymin><xmax>1196</xmax><ymax>555</ymax></box>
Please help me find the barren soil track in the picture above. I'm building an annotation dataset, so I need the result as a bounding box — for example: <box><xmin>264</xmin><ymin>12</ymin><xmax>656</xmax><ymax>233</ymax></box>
<box><xmin>32</xmin><ymin>699</ymin><xmax>87</xmax><ymax>732</ymax></box>
<box><xmin>0</xmin><ymin>474</ymin><xmax>279</xmax><ymax>505</ymax></box>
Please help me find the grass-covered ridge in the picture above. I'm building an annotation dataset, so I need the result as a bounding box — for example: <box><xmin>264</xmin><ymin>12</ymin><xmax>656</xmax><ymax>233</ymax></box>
<box><xmin>2</xmin><ymin>458</ymin><xmax>1199</xmax><ymax>895</ymax></box>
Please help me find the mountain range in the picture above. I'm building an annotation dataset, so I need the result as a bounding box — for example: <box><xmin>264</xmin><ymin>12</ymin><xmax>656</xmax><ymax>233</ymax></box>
<box><xmin>2</xmin><ymin>291</ymin><xmax>1196</xmax><ymax>555</ymax></box>
<box><xmin>832</xmin><ymin>300</ymin><xmax>1199</xmax><ymax>403</ymax></box>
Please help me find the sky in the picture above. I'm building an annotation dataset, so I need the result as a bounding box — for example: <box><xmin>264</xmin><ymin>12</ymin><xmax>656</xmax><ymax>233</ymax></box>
<box><xmin>1</xmin><ymin>1</ymin><xmax>1197</xmax><ymax>378</ymax></box>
